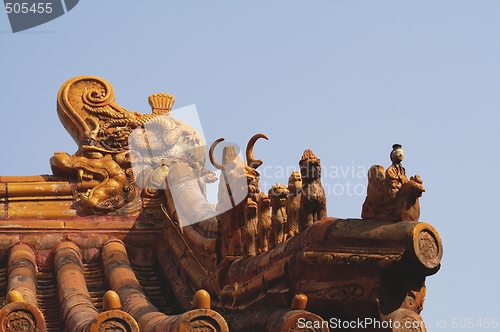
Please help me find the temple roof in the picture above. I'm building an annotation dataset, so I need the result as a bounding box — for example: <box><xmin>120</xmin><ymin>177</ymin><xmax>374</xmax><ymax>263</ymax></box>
<box><xmin>0</xmin><ymin>76</ymin><xmax>442</xmax><ymax>332</ymax></box>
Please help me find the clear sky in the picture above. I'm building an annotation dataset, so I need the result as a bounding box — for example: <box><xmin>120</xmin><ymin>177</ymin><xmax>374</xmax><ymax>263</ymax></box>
<box><xmin>1</xmin><ymin>1</ymin><xmax>499</xmax><ymax>329</ymax></box>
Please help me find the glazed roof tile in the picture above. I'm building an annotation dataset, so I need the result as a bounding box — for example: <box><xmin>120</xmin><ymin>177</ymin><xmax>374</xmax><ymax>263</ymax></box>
<box><xmin>0</xmin><ymin>239</ymin><xmax>228</xmax><ymax>332</ymax></box>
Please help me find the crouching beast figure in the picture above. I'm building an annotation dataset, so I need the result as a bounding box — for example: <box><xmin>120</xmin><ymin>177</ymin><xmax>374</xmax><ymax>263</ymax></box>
<box><xmin>298</xmin><ymin>149</ymin><xmax>327</xmax><ymax>231</ymax></box>
<box><xmin>268</xmin><ymin>183</ymin><xmax>289</xmax><ymax>249</ymax></box>
<box><xmin>285</xmin><ymin>170</ymin><xmax>302</xmax><ymax>239</ymax></box>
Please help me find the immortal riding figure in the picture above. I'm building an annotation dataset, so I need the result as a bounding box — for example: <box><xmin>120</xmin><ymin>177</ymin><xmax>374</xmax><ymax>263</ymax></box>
<box><xmin>386</xmin><ymin>144</ymin><xmax>408</xmax><ymax>197</ymax></box>
<box><xmin>362</xmin><ymin>144</ymin><xmax>425</xmax><ymax>221</ymax></box>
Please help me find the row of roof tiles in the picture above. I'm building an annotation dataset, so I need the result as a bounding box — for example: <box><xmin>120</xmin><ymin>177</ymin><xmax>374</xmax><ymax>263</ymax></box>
<box><xmin>0</xmin><ymin>240</ymin><xmax>228</xmax><ymax>332</ymax></box>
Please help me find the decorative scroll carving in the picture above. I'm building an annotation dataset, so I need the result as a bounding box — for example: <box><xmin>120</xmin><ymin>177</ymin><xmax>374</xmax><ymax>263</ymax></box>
<box><xmin>3</xmin><ymin>310</ymin><xmax>36</xmax><ymax>331</ymax></box>
<box><xmin>296</xmin><ymin>280</ymin><xmax>375</xmax><ymax>302</ymax></box>
<box><xmin>322</xmin><ymin>284</ymin><xmax>365</xmax><ymax>302</ymax></box>
<box><xmin>88</xmin><ymin>310</ymin><xmax>140</xmax><ymax>332</ymax></box>
<box><xmin>302</xmin><ymin>251</ymin><xmax>402</xmax><ymax>267</ymax></box>
<box><xmin>411</xmin><ymin>223</ymin><xmax>443</xmax><ymax>271</ymax></box>
<box><xmin>0</xmin><ymin>302</ymin><xmax>46</xmax><ymax>332</ymax></box>
<box><xmin>170</xmin><ymin>309</ymin><xmax>229</xmax><ymax>332</ymax></box>
<box><xmin>362</xmin><ymin>144</ymin><xmax>425</xmax><ymax>222</ymax></box>
<box><xmin>99</xmin><ymin>321</ymin><xmax>129</xmax><ymax>331</ymax></box>
<box><xmin>417</xmin><ymin>231</ymin><xmax>439</xmax><ymax>262</ymax></box>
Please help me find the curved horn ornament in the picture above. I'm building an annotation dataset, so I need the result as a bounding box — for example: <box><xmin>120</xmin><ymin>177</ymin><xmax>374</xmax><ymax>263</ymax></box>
<box><xmin>209</xmin><ymin>138</ymin><xmax>226</xmax><ymax>170</ymax></box>
<box><xmin>246</xmin><ymin>133</ymin><xmax>268</xmax><ymax>169</ymax></box>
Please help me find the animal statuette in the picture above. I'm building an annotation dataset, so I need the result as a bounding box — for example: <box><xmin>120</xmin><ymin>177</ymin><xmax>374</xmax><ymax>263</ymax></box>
<box><xmin>241</xmin><ymin>165</ymin><xmax>261</xmax><ymax>257</ymax></box>
<box><xmin>285</xmin><ymin>170</ymin><xmax>302</xmax><ymax>239</ymax></box>
<box><xmin>257</xmin><ymin>193</ymin><xmax>271</xmax><ymax>253</ymax></box>
<box><xmin>212</xmin><ymin>144</ymin><xmax>246</xmax><ymax>258</ymax></box>
<box><xmin>210</xmin><ymin>134</ymin><xmax>268</xmax><ymax>258</ymax></box>
<box><xmin>298</xmin><ymin>149</ymin><xmax>327</xmax><ymax>231</ymax></box>
<box><xmin>268</xmin><ymin>183</ymin><xmax>289</xmax><ymax>248</ymax></box>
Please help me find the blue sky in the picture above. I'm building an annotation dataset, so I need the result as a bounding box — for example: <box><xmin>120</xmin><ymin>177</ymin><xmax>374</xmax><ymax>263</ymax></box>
<box><xmin>1</xmin><ymin>1</ymin><xmax>499</xmax><ymax>328</ymax></box>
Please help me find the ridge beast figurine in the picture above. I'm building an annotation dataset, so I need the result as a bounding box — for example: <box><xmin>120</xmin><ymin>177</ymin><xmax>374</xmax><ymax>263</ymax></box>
<box><xmin>298</xmin><ymin>149</ymin><xmax>327</xmax><ymax>231</ymax></box>
<box><xmin>285</xmin><ymin>170</ymin><xmax>302</xmax><ymax>239</ymax></box>
<box><xmin>362</xmin><ymin>144</ymin><xmax>425</xmax><ymax>222</ymax></box>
